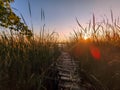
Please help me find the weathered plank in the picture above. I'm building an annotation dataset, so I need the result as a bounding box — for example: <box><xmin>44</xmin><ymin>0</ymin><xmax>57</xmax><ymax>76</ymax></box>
<box><xmin>57</xmin><ymin>52</ymin><xmax>87</xmax><ymax>90</ymax></box>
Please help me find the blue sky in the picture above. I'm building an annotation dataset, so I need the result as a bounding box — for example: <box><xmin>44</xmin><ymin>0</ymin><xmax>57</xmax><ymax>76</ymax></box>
<box><xmin>11</xmin><ymin>0</ymin><xmax>120</xmax><ymax>40</ymax></box>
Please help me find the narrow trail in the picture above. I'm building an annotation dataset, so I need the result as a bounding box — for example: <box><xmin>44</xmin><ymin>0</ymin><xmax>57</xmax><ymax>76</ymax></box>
<box><xmin>56</xmin><ymin>52</ymin><xmax>87</xmax><ymax>90</ymax></box>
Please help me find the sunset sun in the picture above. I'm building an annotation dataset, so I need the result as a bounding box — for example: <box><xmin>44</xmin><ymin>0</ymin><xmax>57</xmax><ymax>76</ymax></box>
<box><xmin>83</xmin><ymin>34</ymin><xmax>89</xmax><ymax>40</ymax></box>
<box><xmin>84</xmin><ymin>35</ymin><xmax>88</xmax><ymax>40</ymax></box>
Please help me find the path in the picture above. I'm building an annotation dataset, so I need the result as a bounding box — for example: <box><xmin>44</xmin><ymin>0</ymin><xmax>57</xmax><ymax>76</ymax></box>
<box><xmin>56</xmin><ymin>52</ymin><xmax>87</xmax><ymax>90</ymax></box>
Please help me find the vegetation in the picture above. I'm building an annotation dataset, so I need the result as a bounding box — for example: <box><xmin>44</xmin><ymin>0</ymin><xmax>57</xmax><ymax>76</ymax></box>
<box><xmin>0</xmin><ymin>30</ymin><xmax>60</xmax><ymax>90</ymax></box>
<box><xmin>68</xmin><ymin>12</ymin><xmax>120</xmax><ymax>90</ymax></box>
<box><xmin>0</xmin><ymin>0</ymin><xmax>60</xmax><ymax>90</ymax></box>
<box><xmin>0</xmin><ymin>0</ymin><xmax>32</xmax><ymax>36</ymax></box>
<box><xmin>0</xmin><ymin>0</ymin><xmax>120</xmax><ymax>90</ymax></box>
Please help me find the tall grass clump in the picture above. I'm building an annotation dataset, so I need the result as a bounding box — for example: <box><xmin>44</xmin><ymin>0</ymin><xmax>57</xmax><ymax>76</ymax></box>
<box><xmin>0</xmin><ymin>29</ymin><xmax>60</xmax><ymax>90</ymax></box>
<box><xmin>0</xmin><ymin>0</ymin><xmax>61</xmax><ymax>89</ymax></box>
<box><xmin>68</xmin><ymin>12</ymin><xmax>120</xmax><ymax>90</ymax></box>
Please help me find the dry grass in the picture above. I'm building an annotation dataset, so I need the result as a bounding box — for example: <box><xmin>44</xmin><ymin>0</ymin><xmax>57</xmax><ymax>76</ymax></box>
<box><xmin>68</xmin><ymin>12</ymin><xmax>120</xmax><ymax>90</ymax></box>
<box><xmin>0</xmin><ymin>30</ymin><xmax>60</xmax><ymax>90</ymax></box>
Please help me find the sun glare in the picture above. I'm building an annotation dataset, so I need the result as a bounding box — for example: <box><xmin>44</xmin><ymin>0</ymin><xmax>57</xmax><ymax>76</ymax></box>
<box><xmin>83</xmin><ymin>34</ymin><xmax>89</xmax><ymax>40</ymax></box>
<box><xmin>84</xmin><ymin>36</ymin><xmax>88</xmax><ymax>40</ymax></box>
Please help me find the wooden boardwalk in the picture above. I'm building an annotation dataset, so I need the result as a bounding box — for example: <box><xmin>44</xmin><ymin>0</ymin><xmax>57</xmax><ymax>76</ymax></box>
<box><xmin>56</xmin><ymin>52</ymin><xmax>87</xmax><ymax>90</ymax></box>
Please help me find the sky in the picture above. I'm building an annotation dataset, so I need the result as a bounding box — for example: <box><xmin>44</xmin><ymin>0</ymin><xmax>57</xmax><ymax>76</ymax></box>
<box><xmin>11</xmin><ymin>0</ymin><xmax>120</xmax><ymax>40</ymax></box>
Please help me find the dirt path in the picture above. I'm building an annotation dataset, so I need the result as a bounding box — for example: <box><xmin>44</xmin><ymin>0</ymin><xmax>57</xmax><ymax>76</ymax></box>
<box><xmin>56</xmin><ymin>52</ymin><xmax>87</xmax><ymax>90</ymax></box>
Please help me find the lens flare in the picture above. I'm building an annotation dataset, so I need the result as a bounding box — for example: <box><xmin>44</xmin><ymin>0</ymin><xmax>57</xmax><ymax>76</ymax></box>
<box><xmin>90</xmin><ymin>45</ymin><xmax>101</xmax><ymax>60</ymax></box>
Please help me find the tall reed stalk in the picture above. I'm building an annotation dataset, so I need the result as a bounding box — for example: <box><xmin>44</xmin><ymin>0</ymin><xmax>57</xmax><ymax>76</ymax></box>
<box><xmin>68</xmin><ymin>12</ymin><xmax>120</xmax><ymax>90</ymax></box>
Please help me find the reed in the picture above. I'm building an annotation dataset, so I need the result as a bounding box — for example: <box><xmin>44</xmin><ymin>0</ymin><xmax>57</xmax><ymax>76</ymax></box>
<box><xmin>68</xmin><ymin>12</ymin><xmax>120</xmax><ymax>90</ymax></box>
<box><xmin>0</xmin><ymin>28</ymin><xmax>60</xmax><ymax>90</ymax></box>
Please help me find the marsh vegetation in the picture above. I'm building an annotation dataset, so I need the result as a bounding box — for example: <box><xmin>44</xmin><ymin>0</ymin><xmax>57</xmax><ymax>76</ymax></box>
<box><xmin>0</xmin><ymin>0</ymin><xmax>120</xmax><ymax>90</ymax></box>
